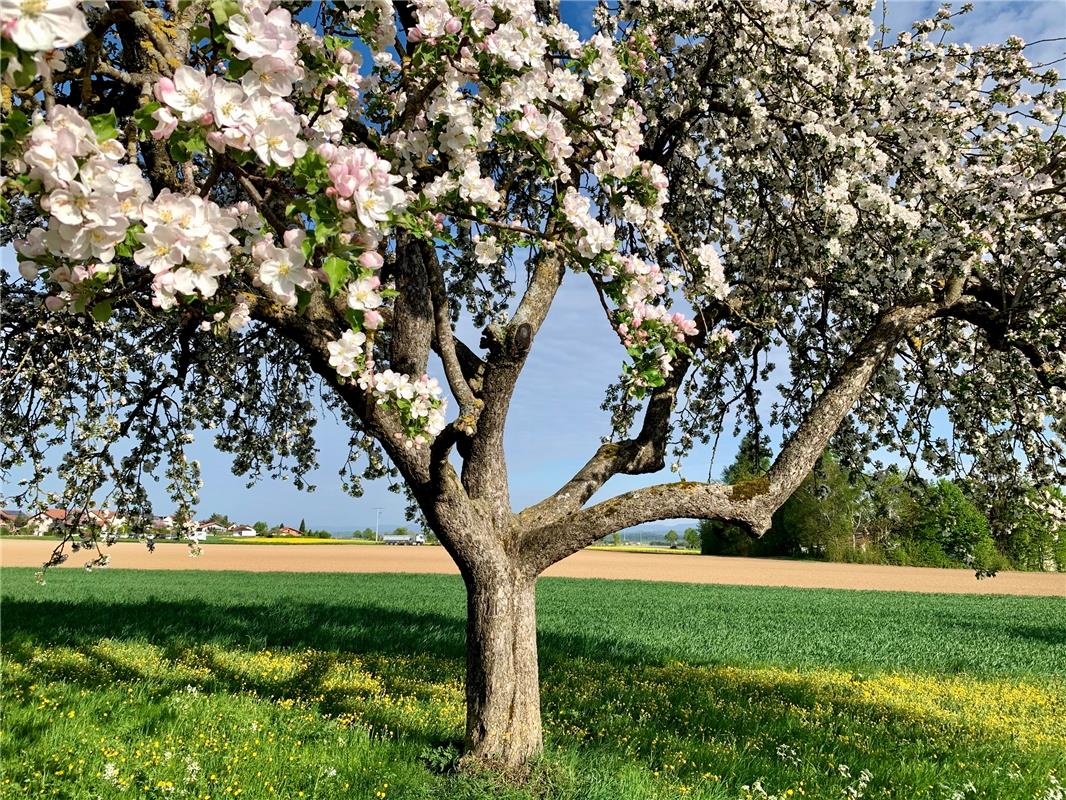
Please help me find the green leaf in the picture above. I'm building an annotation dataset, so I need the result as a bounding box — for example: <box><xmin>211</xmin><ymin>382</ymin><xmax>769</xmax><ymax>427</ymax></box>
<box><xmin>184</xmin><ymin>128</ymin><xmax>207</xmax><ymax>155</ymax></box>
<box><xmin>227</xmin><ymin>58</ymin><xmax>251</xmax><ymax>80</ymax></box>
<box><xmin>190</xmin><ymin>24</ymin><xmax>212</xmax><ymax>44</ymax></box>
<box><xmin>322</xmin><ymin>256</ymin><xmax>350</xmax><ymax>297</ymax></box>
<box><xmin>313</xmin><ymin>221</ymin><xmax>338</xmax><ymax>245</ymax></box>
<box><xmin>286</xmin><ymin>199</ymin><xmax>312</xmax><ymax>218</ymax></box>
<box><xmin>295</xmin><ymin>287</ymin><xmax>312</xmax><ymax>315</ymax></box>
<box><xmin>2</xmin><ymin>107</ymin><xmax>29</xmax><ymax>138</ymax></box>
<box><xmin>133</xmin><ymin>102</ymin><xmax>161</xmax><ymax>133</ymax></box>
<box><xmin>167</xmin><ymin>126</ymin><xmax>205</xmax><ymax>161</ymax></box>
<box><xmin>4</xmin><ymin>48</ymin><xmax>37</xmax><ymax>89</ymax></box>
<box><xmin>323</xmin><ymin>35</ymin><xmax>354</xmax><ymax>52</ymax></box>
<box><xmin>230</xmin><ymin>149</ymin><xmax>256</xmax><ymax>167</ymax></box>
<box><xmin>0</xmin><ymin>107</ymin><xmax>30</xmax><ymax>158</ymax></box>
<box><xmin>209</xmin><ymin>0</ymin><xmax>240</xmax><ymax>25</ymax></box>
<box><xmin>116</xmin><ymin>223</ymin><xmax>143</xmax><ymax>259</ymax></box>
<box><xmin>293</xmin><ymin>150</ymin><xmax>329</xmax><ymax>192</ymax></box>
<box><xmin>345</xmin><ymin>309</ymin><xmax>364</xmax><ymax>330</ymax></box>
<box><xmin>169</xmin><ymin>138</ymin><xmax>189</xmax><ymax>162</ymax></box>
<box><xmin>91</xmin><ymin>300</ymin><xmax>113</xmax><ymax>323</ymax></box>
<box><xmin>89</xmin><ymin>110</ymin><xmax>119</xmax><ymax>142</ymax></box>
<box><xmin>640</xmin><ymin>368</ymin><xmax>665</xmax><ymax>388</ymax></box>
<box><xmin>0</xmin><ymin>37</ymin><xmax>18</xmax><ymax>62</ymax></box>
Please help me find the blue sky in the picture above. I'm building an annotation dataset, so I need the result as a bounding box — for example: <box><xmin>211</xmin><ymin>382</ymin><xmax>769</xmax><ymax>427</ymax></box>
<box><xmin>4</xmin><ymin>1</ymin><xmax>1063</xmax><ymax>530</ymax></box>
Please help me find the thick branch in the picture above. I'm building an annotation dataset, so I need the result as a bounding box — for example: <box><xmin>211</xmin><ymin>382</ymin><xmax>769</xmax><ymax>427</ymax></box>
<box><xmin>443</xmin><ymin>335</ymin><xmax>486</xmax><ymax>390</ymax></box>
<box><xmin>764</xmin><ymin>301</ymin><xmax>944</xmax><ymax>508</ymax></box>
<box><xmin>520</xmin><ymin>481</ymin><xmax>759</xmax><ymax>575</ymax></box>
<box><xmin>246</xmin><ymin>281</ymin><xmax>495</xmax><ymax>573</ymax></box>
<box><xmin>516</xmin><ymin>359</ymin><xmax>687</xmax><ymax>530</ymax></box>
<box><xmin>127</xmin><ymin>2</ymin><xmax>182</xmax><ymax>73</ymax></box>
<box><xmin>461</xmin><ymin>244</ymin><xmax>565</xmax><ymax>509</ymax></box>
<box><xmin>520</xmin><ymin>299</ymin><xmax>944</xmax><ymax>575</ymax></box>
<box><xmin>387</xmin><ymin>235</ymin><xmax>434</xmax><ymax>376</ymax></box>
<box><xmin>426</xmin><ymin>246</ymin><xmax>481</xmax><ymax>429</ymax></box>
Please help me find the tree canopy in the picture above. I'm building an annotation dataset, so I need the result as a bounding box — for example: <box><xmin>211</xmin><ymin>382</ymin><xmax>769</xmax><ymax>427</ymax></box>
<box><xmin>1</xmin><ymin>0</ymin><xmax>1063</xmax><ymax>767</ymax></box>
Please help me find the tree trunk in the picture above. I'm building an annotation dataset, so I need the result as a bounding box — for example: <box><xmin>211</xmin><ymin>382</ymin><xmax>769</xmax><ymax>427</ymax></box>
<box><xmin>464</xmin><ymin>566</ymin><xmax>543</xmax><ymax>768</ymax></box>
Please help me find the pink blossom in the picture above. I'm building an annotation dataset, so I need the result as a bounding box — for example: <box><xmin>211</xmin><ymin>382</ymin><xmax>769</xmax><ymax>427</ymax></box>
<box><xmin>359</xmin><ymin>251</ymin><xmax>384</xmax><ymax>270</ymax></box>
<box><xmin>151</xmin><ymin>107</ymin><xmax>178</xmax><ymax>140</ymax></box>
<box><xmin>364</xmin><ymin>309</ymin><xmax>384</xmax><ymax>330</ymax></box>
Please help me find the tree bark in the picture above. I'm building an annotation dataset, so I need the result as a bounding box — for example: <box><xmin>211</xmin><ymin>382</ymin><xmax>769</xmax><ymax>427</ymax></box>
<box><xmin>464</xmin><ymin>565</ymin><xmax>543</xmax><ymax>768</ymax></box>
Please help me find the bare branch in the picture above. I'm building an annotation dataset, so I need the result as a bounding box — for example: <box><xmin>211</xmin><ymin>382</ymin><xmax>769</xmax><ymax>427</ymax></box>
<box><xmin>461</xmin><ymin>233</ymin><xmax>566</xmax><ymax>505</ymax></box>
<box><xmin>516</xmin><ymin>360</ymin><xmax>688</xmax><ymax>531</ymax></box>
<box><xmin>426</xmin><ymin>247</ymin><xmax>482</xmax><ymax>429</ymax></box>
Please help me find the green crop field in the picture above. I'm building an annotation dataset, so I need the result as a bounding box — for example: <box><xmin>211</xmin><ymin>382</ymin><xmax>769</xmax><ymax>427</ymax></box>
<box><xmin>1</xmin><ymin>568</ymin><xmax>1063</xmax><ymax>800</ymax></box>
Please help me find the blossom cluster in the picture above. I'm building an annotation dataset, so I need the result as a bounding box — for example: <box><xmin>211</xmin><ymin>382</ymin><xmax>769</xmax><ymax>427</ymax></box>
<box><xmin>137</xmin><ymin>191</ymin><xmax>240</xmax><ymax>310</ymax></box>
<box><xmin>147</xmin><ymin>3</ymin><xmax>364</xmax><ymax>165</ymax></box>
<box><xmin>511</xmin><ymin>103</ymin><xmax>575</xmax><ymax>178</ymax></box>
<box><xmin>13</xmin><ymin>108</ymin><xmax>141</xmax><ymax>309</ymax></box>
<box><xmin>251</xmin><ymin>229</ymin><xmax>313</xmax><ymax>307</ymax></box>
<box><xmin>11</xmin><ymin>104</ymin><xmax>252</xmax><ymax>311</ymax></box>
<box><xmin>600</xmin><ymin>254</ymin><xmax>700</xmax><ymax>390</ymax></box>
<box><xmin>559</xmin><ymin>177</ymin><xmax>714</xmax><ymax>392</ymax></box>
<box><xmin>153</xmin><ymin>65</ymin><xmax>308</xmax><ymax>167</ymax></box>
<box><xmin>562</xmin><ymin>189</ymin><xmax>616</xmax><ymax>259</ymax></box>
<box><xmin>318</xmin><ymin>143</ymin><xmax>407</xmax><ymax>228</ymax></box>
<box><xmin>693</xmin><ymin>244</ymin><xmax>729</xmax><ymax>301</ymax></box>
<box><xmin>15</xmin><ymin>108</ymin><xmax>141</xmax><ymax>283</ymax></box>
<box><xmin>327</xmin><ymin>330</ymin><xmax>447</xmax><ymax>447</ymax></box>
<box><xmin>371</xmin><ymin>371</ymin><xmax>448</xmax><ymax>448</ymax></box>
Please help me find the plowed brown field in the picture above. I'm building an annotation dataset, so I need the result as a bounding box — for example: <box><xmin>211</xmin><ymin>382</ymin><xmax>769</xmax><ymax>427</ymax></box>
<box><xmin>3</xmin><ymin>539</ymin><xmax>1063</xmax><ymax>596</ymax></box>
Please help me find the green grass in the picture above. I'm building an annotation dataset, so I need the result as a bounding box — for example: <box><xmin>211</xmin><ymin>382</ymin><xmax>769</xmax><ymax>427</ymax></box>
<box><xmin>1</xmin><ymin>568</ymin><xmax>1064</xmax><ymax>800</ymax></box>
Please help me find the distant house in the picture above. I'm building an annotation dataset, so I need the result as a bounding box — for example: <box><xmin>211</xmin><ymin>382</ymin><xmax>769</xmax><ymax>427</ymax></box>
<box><xmin>145</xmin><ymin>519</ymin><xmax>210</xmax><ymax>542</ymax></box>
<box><xmin>227</xmin><ymin>524</ymin><xmax>257</xmax><ymax>537</ymax></box>
<box><xmin>0</xmin><ymin>509</ymin><xmax>22</xmax><ymax>530</ymax></box>
<box><xmin>275</xmin><ymin>526</ymin><xmax>301</xmax><ymax>537</ymax></box>
<box><xmin>26</xmin><ymin>509</ymin><xmax>68</xmax><ymax>534</ymax></box>
<box><xmin>197</xmin><ymin>521</ymin><xmax>227</xmax><ymax>533</ymax></box>
<box><xmin>87</xmin><ymin>509</ymin><xmax>118</xmax><ymax>527</ymax></box>
<box><xmin>24</xmin><ymin>508</ymin><xmax>116</xmax><ymax>535</ymax></box>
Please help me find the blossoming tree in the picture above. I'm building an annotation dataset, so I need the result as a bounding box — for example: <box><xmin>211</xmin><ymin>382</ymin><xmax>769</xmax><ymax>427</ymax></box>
<box><xmin>2</xmin><ymin>0</ymin><xmax>1063</xmax><ymax>768</ymax></box>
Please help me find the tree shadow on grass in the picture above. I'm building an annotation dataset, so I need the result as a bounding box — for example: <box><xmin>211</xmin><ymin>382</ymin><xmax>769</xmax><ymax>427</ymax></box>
<box><xmin>4</xmin><ymin>597</ymin><xmax>1062</xmax><ymax>778</ymax></box>
<box><xmin>0</xmin><ymin>596</ymin><xmax>469</xmax><ymax>657</ymax></box>
<box><xmin>1006</xmin><ymin>623</ymin><xmax>1066</xmax><ymax>647</ymax></box>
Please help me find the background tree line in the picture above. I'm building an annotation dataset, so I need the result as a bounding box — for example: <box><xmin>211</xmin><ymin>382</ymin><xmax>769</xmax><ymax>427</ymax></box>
<box><xmin>699</xmin><ymin>435</ymin><xmax>1065</xmax><ymax>573</ymax></box>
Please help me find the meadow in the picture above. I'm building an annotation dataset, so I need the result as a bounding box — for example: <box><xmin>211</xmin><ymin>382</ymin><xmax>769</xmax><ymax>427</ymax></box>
<box><xmin>1</xmin><ymin>568</ymin><xmax>1063</xmax><ymax>800</ymax></box>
